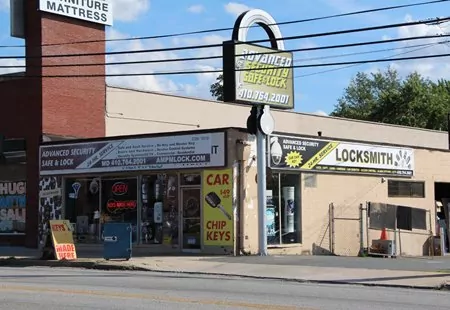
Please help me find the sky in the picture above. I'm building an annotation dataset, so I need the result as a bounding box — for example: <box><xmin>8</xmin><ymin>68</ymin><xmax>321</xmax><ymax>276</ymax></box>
<box><xmin>0</xmin><ymin>0</ymin><xmax>449</xmax><ymax>115</ymax></box>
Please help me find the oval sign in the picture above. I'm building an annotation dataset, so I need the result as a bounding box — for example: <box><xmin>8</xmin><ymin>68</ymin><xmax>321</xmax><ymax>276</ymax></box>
<box><xmin>112</xmin><ymin>182</ymin><xmax>128</xmax><ymax>195</ymax></box>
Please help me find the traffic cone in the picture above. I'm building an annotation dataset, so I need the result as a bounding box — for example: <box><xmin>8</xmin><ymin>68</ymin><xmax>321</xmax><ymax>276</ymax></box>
<box><xmin>380</xmin><ymin>227</ymin><xmax>388</xmax><ymax>240</ymax></box>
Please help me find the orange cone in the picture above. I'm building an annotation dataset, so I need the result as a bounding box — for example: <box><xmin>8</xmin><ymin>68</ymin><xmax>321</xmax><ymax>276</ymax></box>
<box><xmin>380</xmin><ymin>227</ymin><xmax>388</xmax><ymax>240</ymax></box>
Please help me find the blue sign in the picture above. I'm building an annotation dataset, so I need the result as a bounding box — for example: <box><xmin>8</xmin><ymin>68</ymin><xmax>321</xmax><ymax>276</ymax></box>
<box><xmin>0</xmin><ymin>181</ymin><xmax>26</xmax><ymax>234</ymax></box>
<box><xmin>266</xmin><ymin>207</ymin><xmax>276</xmax><ymax>237</ymax></box>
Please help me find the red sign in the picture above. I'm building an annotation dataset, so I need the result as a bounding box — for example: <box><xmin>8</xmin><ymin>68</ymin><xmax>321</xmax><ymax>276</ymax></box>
<box><xmin>54</xmin><ymin>244</ymin><xmax>76</xmax><ymax>260</ymax></box>
<box><xmin>112</xmin><ymin>182</ymin><xmax>128</xmax><ymax>195</ymax></box>
<box><xmin>205</xmin><ymin>220</ymin><xmax>231</xmax><ymax>241</ymax></box>
<box><xmin>106</xmin><ymin>199</ymin><xmax>136</xmax><ymax>213</ymax></box>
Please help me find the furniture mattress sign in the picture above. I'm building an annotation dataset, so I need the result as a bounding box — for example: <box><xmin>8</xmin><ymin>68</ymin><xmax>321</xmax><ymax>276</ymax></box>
<box><xmin>268</xmin><ymin>134</ymin><xmax>414</xmax><ymax>177</ymax></box>
<box><xmin>40</xmin><ymin>132</ymin><xmax>226</xmax><ymax>175</ymax></box>
<box><xmin>39</xmin><ymin>0</ymin><xmax>113</xmax><ymax>26</ymax></box>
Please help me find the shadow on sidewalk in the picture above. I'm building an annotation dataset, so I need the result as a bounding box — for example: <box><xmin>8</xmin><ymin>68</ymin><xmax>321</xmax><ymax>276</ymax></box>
<box><xmin>340</xmin><ymin>272</ymin><xmax>450</xmax><ymax>283</ymax></box>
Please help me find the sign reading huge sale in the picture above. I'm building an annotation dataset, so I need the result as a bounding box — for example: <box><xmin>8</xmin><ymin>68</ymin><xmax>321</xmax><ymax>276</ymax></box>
<box><xmin>40</xmin><ymin>132</ymin><xmax>226</xmax><ymax>176</ymax></box>
<box><xmin>49</xmin><ymin>220</ymin><xmax>77</xmax><ymax>260</ymax></box>
<box><xmin>0</xmin><ymin>181</ymin><xmax>26</xmax><ymax>235</ymax></box>
<box><xmin>268</xmin><ymin>134</ymin><xmax>414</xmax><ymax>177</ymax></box>
<box><xmin>202</xmin><ymin>169</ymin><xmax>234</xmax><ymax>246</ymax></box>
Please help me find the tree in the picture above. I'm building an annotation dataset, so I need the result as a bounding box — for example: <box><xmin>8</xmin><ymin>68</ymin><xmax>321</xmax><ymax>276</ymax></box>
<box><xmin>331</xmin><ymin>67</ymin><xmax>450</xmax><ymax>130</ymax></box>
<box><xmin>210</xmin><ymin>74</ymin><xmax>224</xmax><ymax>101</ymax></box>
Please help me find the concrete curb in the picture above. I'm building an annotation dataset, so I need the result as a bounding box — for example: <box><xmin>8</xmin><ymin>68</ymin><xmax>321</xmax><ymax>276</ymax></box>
<box><xmin>1</xmin><ymin>258</ymin><xmax>449</xmax><ymax>291</ymax></box>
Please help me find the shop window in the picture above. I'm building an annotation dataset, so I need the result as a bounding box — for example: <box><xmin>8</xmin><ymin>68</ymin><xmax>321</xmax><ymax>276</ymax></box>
<box><xmin>411</xmin><ymin>208</ymin><xmax>427</xmax><ymax>230</ymax></box>
<box><xmin>180</xmin><ymin>173</ymin><xmax>201</xmax><ymax>186</ymax></box>
<box><xmin>65</xmin><ymin>178</ymin><xmax>101</xmax><ymax>243</ymax></box>
<box><xmin>141</xmin><ymin>174</ymin><xmax>179</xmax><ymax>246</ymax></box>
<box><xmin>266</xmin><ymin>173</ymin><xmax>301</xmax><ymax>245</ymax></box>
<box><xmin>388</xmin><ymin>180</ymin><xmax>425</xmax><ymax>198</ymax></box>
<box><xmin>368</xmin><ymin>203</ymin><xmax>396</xmax><ymax>230</ymax></box>
<box><xmin>101</xmin><ymin>178</ymin><xmax>138</xmax><ymax>243</ymax></box>
<box><xmin>396</xmin><ymin>206</ymin><xmax>412</xmax><ymax>230</ymax></box>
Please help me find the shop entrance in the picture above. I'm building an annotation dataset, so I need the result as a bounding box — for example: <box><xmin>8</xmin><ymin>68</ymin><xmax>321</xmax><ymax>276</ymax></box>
<box><xmin>180</xmin><ymin>187</ymin><xmax>202</xmax><ymax>251</ymax></box>
<box><xmin>434</xmin><ymin>182</ymin><xmax>450</xmax><ymax>252</ymax></box>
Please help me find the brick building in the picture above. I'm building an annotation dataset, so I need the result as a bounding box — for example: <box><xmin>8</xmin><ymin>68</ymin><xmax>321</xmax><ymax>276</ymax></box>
<box><xmin>0</xmin><ymin>0</ymin><xmax>107</xmax><ymax>247</ymax></box>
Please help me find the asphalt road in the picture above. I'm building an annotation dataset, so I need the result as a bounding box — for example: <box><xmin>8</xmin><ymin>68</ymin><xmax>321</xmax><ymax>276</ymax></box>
<box><xmin>0</xmin><ymin>267</ymin><xmax>449</xmax><ymax>310</ymax></box>
<box><xmin>202</xmin><ymin>255</ymin><xmax>450</xmax><ymax>272</ymax></box>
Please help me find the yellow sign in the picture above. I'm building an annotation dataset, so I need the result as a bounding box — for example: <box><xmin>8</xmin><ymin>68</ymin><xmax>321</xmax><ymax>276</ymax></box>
<box><xmin>49</xmin><ymin>220</ymin><xmax>77</xmax><ymax>260</ymax></box>
<box><xmin>202</xmin><ymin>169</ymin><xmax>233</xmax><ymax>246</ymax></box>
<box><xmin>223</xmin><ymin>42</ymin><xmax>295</xmax><ymax>109</ymax></box>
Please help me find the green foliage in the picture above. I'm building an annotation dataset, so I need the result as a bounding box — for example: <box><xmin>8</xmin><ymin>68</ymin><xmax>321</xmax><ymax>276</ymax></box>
<box><xmin>331</xmin><ymin>67</ymin><xmax>450</xmax><ymax>130</ymax></box>
<box><xmin>210</xmin><ymin>74</ymin><xmax>224</xmax><ymax>101</ymax></box>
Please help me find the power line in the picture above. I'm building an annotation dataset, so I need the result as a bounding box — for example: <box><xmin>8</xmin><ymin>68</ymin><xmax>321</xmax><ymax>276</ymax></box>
<box><xmin>295</xmin><ymin>41</ymin><xmax>444</xmax><ymax>78</ymax></box>
<box><xmin>5</xmin><ymin>52</ymin><xmax>450</xmax><ymax>78</ymax></box>
<box><xmin>2</xmin><ymin>39</ymin><xmax>446</xmax><ymax>69</ymax></box>
<box><xmin>0</xmin><ymin>0</ymin><xmax>447</xmax><ymax>48</ymax></box>
<box><xmin>1</xmin><ymin>16</ymin><xmax>449</xmax><ymax>60</ymax></box>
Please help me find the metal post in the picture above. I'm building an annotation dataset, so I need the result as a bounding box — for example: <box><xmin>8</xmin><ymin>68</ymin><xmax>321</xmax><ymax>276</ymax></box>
<box><xmin>359</xmin><ymin>203</ymin><xmax>364</xmax><ymax>256</ymax></box>
<box><xmin>257</xmin><ymin>105</ymin><xmax>268</xmax><ymax>256</ymax></box>
<box><xmin>365</xmin><ymin>202</ymin><xmax>370</xmax><ymax>255</ymax></box>
<box><xmin>440</xmin><ymin>227</ymin><xmax>446</xmax><ymax>256</ymax></box>
<box><xmin>330</xmin><ymin>203</ymin><xmax>335</xmax><ymax>254</ymax></box>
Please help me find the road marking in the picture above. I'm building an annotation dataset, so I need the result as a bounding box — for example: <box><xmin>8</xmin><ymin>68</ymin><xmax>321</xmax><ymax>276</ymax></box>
<box><xmin>0</xmin><ymin>284</ymin><xmax>316</xmax><ymax>310</ymax></box>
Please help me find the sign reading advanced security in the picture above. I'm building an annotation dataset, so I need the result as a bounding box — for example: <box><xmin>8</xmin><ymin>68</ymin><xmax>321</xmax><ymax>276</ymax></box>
<box><xmin>223</xmin><ymin>42</ymin><xmax>294</xmax><ymax>109</ymax></box>
<box><xmin>268</xmin><ymin>135</ymin><xmax>414</xmax><ymax>177</ymax></box>
<box><xmin>40</xmin><ymin>132</ymin><xmax>226</xmax><ymax>175</ymax></box>
<box><xmin>39</xmin><ymin>0</ymin><xmax>113</xmax><ymax>26</ymax></box>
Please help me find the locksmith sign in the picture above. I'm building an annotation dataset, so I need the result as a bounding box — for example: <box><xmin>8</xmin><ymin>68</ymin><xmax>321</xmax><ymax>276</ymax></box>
<box><xmin>39</xmin><ymin>0</ymin><xmax>113</xmax><ymax>26</ymax></box>
<box><xmin>223</xmin><ymin>42</ymin><xmax>294</xmax><ymax>109</ymax></box>
<box><xmin>39</xmin><ymin>132</ymin><xmax>226</xmax><ymax>175</ymax></box>
<box><xmin>268</xmin><ymin>134</ymin><xmax>414</xmax><ymax>177</ymax></box>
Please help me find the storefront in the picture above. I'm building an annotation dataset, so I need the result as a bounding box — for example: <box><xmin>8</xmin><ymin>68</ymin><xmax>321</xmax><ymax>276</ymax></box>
<box><xmin>38</xmin><ymin>128</ymin><xmax>242</xmax><ymax>254</ymax></box>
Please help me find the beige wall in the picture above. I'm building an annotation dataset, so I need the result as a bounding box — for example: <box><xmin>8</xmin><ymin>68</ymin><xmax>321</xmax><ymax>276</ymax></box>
<box><xmin>106</xmin><ymin>86</ymin><xmax>450</xmax><ymax>257</ymax></box>
<box><xmin>106</xmin><ymin>86</ymin><xmax>448</xmax><ymax>150</ymax></box>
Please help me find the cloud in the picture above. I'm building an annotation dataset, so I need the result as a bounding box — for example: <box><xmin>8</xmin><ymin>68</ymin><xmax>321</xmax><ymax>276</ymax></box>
<box><xmin>0</xmin><ymin>59</ymin><xmax>25</xmax><ymax>75</ymax></box>
<box><xmin>224</xmin><ymin>2</ymin><xmax>251</xmax><ymax>17</ymax></box>
<box><xmin>105</xmin><ymin>30</ymin><xmax>222</xmax><ymax>99</ymax></box>
<box><xmin>187</xmin><ymin>4</ymin><xmax>205</xmax><ymax>14</ymax></box>
<box><xmin>0</xmin><ymin>0</ymin><xmax>9</xmax><ymax>12</ymax></box>
<box><xmin>313</xmin><ymin>110</ymin><xmax>328</xmax><ymax>116</ymax></box>
<box><xmin>111</xmin><ymin>0</ymin><xmax>150</xmax><ymax>22</ymax></box>
<box><xmin>379</xmin><ymin>14</ymin><xmax>450</xmax><ymax>80</ymax></box>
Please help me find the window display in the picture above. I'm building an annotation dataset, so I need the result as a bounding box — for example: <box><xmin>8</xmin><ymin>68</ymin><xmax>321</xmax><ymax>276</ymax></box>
<box><xmin>101</xmin><ymin>178</ymin><xmax>138</xmax><ymax>243</ymax></box>
<box><xmin>141</xmin><ymin>174</ymin><xmax>179</xmax><ymax>246</ymax></box>
<box><xmin>266</xmin><ymin>173</ymin><xmax>301</xmax><ymax>244</ymax></box>
<box><xmin>65</xmin><ymin>178</ymin><xmax>101</xmax><ymax>243</ymax></box>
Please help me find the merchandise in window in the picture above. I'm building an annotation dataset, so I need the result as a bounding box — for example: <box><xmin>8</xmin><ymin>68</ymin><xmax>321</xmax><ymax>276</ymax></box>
<box><xmin>101</xmin><ymin>178</ymin><xmax>138</xmax><ymax>243</ymax></box>
<box><xmin>266</xmin><ymin>173</ymin><xmax>301</xmax><ymax>245</ymax></box>
<box><xmin>64</xmin><ymin>177</ymin><xmax>101</xmax><ymax>244</ymax></box>
<box><xmin>141</xmin><ymin>174</ymin><xmax>179</xmax><ymax>246</ymax></box>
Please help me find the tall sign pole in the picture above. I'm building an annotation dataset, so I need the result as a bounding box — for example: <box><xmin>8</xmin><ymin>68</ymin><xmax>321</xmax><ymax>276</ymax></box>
<box><xmin>222</xmin><ymin>9</ymin><xmax>295</xmax><ymax>256</ymax></box>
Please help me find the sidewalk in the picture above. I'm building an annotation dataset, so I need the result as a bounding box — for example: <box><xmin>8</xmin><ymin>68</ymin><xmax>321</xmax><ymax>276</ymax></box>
<box><xmin>0</xmin><ymin>247</ymin><xmax>449</xmax><ymax>291</ymax></box>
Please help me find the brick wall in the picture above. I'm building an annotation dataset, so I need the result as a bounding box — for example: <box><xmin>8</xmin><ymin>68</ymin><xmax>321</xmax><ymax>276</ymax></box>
<box><xmin>0</xmin><ymin>1</ymin><xmax>107</xmax><ymax>247</ymax></box>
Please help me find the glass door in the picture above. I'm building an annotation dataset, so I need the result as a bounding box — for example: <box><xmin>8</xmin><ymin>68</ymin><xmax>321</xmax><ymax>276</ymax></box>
<box><xmin>181</xmin><ymin>187</ymin><xmax>202</xmax><ymax>251</ymax></box>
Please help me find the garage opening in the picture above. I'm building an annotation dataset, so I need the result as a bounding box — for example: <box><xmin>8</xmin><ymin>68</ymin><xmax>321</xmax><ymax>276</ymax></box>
<box><xmin>434</xmin><ymin>182</ymin><xmax>450</xmax><ymax>253</ymax></box>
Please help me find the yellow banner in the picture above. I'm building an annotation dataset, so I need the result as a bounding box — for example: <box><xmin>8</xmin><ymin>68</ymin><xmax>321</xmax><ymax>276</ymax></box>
<box><xmin>301</xmin><ymin>141</ymin><xmax>339</xmax><ymax>169</ymax></box>
<box><xmin>49</xmin><ymin>220</ymin><xmax>77</xmax><ymax>260</ymax></box>
<box><xmin>202</xmin><ymin>169</ymin><xmax>234</xmax><ymax>246</ymax></box>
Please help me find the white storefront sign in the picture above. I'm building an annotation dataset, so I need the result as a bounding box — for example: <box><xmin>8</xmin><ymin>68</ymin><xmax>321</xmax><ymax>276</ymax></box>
<box><xmin>269</xmin><ymin>134</ymin><xmax>415</xmax><ymax>177</ymax></box>
<box><xmin>39</xmin><ymin>0</ymin><xmax>113</xmax><ymax>26</ymax></box>
<box><xmin>40</xmin><ymin>132</ymin><xmax>226</xmax><ymax>175</ymax></box>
